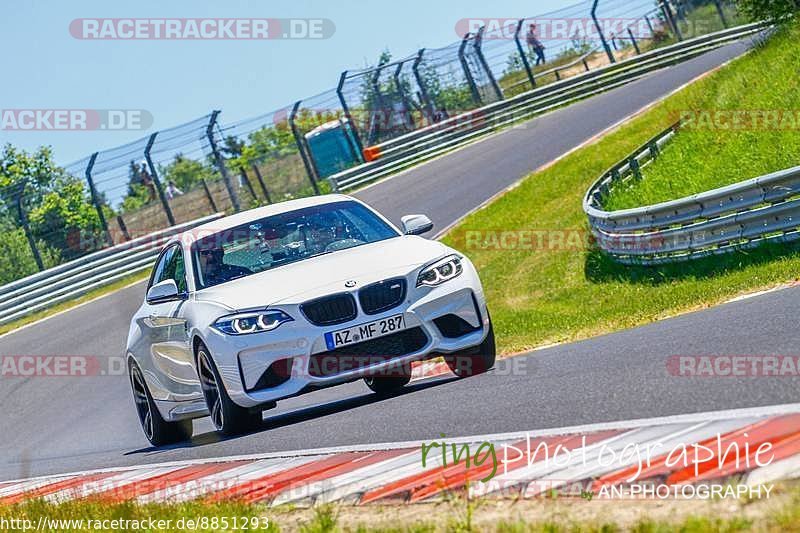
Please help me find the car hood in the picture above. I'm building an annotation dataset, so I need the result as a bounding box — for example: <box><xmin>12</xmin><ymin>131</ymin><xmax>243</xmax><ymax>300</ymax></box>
<box><xmin>193</xmin><ymin>235</ymin><xmax>449</xmax><ymax>311</ymax></box>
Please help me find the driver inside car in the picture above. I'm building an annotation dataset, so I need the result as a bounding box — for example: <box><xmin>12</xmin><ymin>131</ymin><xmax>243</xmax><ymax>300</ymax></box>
<box><xmin>304</xmin><ymin>212</ymin><xmax>342</xmax><ymax>253</ymax></box>
<box><xmin>198</xmin><ymin>248</ymin><xmax>251</xmax><ymax>287</ymax></box>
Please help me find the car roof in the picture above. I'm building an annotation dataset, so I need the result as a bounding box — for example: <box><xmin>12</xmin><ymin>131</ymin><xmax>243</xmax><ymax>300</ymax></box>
<box><xmin>168</xmin><ymin>193</ymin><xmax>360</xmax><ymax>246</ymax></box>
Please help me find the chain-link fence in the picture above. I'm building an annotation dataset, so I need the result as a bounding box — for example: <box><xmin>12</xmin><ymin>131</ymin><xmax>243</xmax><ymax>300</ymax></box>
<box><xmin>2</xmin><ymin>0</ymin><xmax>741</xmax><ymax>287</ymax></box>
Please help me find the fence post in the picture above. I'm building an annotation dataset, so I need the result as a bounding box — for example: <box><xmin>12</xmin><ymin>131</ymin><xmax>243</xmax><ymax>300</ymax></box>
<box><xmin>392</xmin><ymin>61</ymin><xmax>416</xmax><ymax>130</ymax></box>
<box><xmin>627</xmin><ymin>28</ymin><xmax>641</xmax><ymax>54</ymax></box>
<box><xmin>474</xmin><ymin>26</ymin><xmax>503</xmax><ymax>101</ymax></box>
<box><xmin>645</xmin><ymin>14</ymin><xmax>655</xmax><ymax>35</ymax></box>
<box><xmin>336</xmin><ymin>71</ymin><xmax>365</xmax><ymax>156</ymax></box>
<box><xmin>630</xmin><ymin>157</ymin><xmax>642</xmax><ymax>180</ymax></box>
<box><xmin>713</xmin><ymin>0</ymin><xmax>729</xmax><ymax>28</ymax></box>
<box><xmin>648</xmin><ymin>140</ymin><xmax>660</xmax><ymax>159</ymax></box>
<box><xmin>201</xmin><ymin>179</ymin><xmax>218</xmax><ymax>212</ymax></box>
<box><xmin>458</xmin><ymin>33</ymin><xmax>482</xmax><ymax>106</ymax></box>
<box><xmin>84</xmin><ymin>152</ymin><xmax>113</xmax><ymax>246</ymax></box>
<box><xmin>371</xmin><ymin>65</ymin><xmax>387</xmax><ymax>116</ymax></box>
<box><xmin>661</xmin><ymin>0</ymin><xmax>683</xmax><ymax>40</ymax></box>
<box><xmin>116</xmin><ymin>215</ymin><xmax>131</xmax><ymax>241</ymax></box>
<box><xmin>289</xmin><ymin>100</ymin><xmax>322</xmax><ymax>195</ymax></box>
<box><xmin>239</xmin><ymin>167</ymin><xmax>258</xmax><ymax>202</ymax></box>
<box><xmin>251</xmin><ymin>164</ymin><xmax>272</xmax><ymax>204</ymax></box>
<box><xmin>592</xmin><ymin>0</ymin><xmax>617</xmax><ymax>64</ymax></box>
<box><xmin>675</xmin><ymin>0</ymin><xmax>688</xmax><ymax>22</ymax></box>
<box><xmin>144</xmin><ymin>132</ymin><xmax>176</xmax><ymax>226</ymax></box>
<box><xmin>206</xmin><ymin>110</ymin><xmax>241</xmax><ymax>212</ymax></box>
<box><xmin>369</xmin><ymin>65</ymin><xmax>388</xmax><ymax>144</ymax></box>
<box><xmin>14</xmin><ymin>189</ymin><xmax>44</xmax><ymax>271</ymax></box>
<box><xmin>412</xmin><ymin>49</ymin><xmax>435</xmax><ymax>123</ymax></box>
<box><xmin>514</xmin><ymin>19</ymin><xmax>536</xmax><ymax>89</ymax></box>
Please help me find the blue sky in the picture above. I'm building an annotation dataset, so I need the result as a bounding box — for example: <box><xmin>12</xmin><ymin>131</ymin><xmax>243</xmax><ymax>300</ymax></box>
<box><xmin>0</xmin><ymin>0</ymin><xmax>587</xmax><ymax>165</ymax></box>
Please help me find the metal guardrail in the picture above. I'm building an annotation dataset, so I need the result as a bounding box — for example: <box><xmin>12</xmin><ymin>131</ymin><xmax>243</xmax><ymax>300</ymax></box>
<box><xmin>584</xmin><ymin>123</ymin><xmax>800</xmax><ymax>265</ymax></box>
<box><xmin>329</xmin><ymin>21</ymin><xmax>770</xmax><ymax>192</ymax></box>
<box><xmin>0</xmin><ymin>214</ymin><xmax>224</xmax><ymax>325</ymax></box>
<box><xmin>0</xmin><ymin>23</ymin><xmax>771</xmax><ymax>325</ymax></box>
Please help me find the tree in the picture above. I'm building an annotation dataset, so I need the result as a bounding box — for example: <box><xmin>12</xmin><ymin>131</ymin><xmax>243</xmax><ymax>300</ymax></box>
<box><xmin>159</xmin><ymin>154</ymin><xmax>216</xmax><ymax>191</ymax></box>
<box><xmin>222</xmin><ymin>136</ymin><xmax>245</xmax><ymax>158</ymax></box>
<box><xmin>0</xmin><ymin>143</ymin><xmax>104</xmax><ymax>261</ymax></box>
<box><xmin>736</xmin><ymin>0</ymin><xmax>799</xmax><ymax>21</ymax></box>
<box><xmin>121</xmin><ymin>160</ymin><xmax>151</xmax><ymax>213</ymax></box>
<box><xmin>239</xmin><ymin>122</ymin><xmax>296</xmax><ymax>163</ymax></box>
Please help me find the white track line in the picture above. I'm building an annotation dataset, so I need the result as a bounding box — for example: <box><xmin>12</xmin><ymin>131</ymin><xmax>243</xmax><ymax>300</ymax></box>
<box><xmin>6</xmin><ymin>403</ymin><xmax>800</xmax><ymax>487</ymax></box>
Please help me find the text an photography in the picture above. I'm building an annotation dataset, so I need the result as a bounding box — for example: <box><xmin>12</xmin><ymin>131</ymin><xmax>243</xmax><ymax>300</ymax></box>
<box><xmin>0</xmin><ymin>109</ymin><xmax>152</xmax><ymax>131</ymax></box>
<box><xmin>69</xmin><ymin>18</ymin><xmax>335</xmax><ymax>40</ymax></box>
<box><xmin>420</xmin><ymin>433</ymin><xmax>777</xmax><ymax>500</ymax></box>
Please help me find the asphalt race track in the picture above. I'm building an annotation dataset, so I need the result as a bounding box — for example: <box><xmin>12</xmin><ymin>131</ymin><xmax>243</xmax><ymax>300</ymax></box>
<box><xmin>5</xmin><ymin>40</ymin><xmax>797</xmax><ymax>482</ymax></box>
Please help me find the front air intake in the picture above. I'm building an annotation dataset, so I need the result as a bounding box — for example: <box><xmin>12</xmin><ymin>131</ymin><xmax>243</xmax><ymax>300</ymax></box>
<box><xmin>301</xmin><ymin>293</ymin><xmax>357</xmax><ymax>326</ymax></box>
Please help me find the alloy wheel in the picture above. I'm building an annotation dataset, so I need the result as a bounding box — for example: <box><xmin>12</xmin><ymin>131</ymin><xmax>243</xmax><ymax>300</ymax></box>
<box><xmin>198</xmin><ymin>352</ymin><xmax>224</xmax><ymax>431</ymax></box>
<box><xmin>130</xmin><ymin>365</ymin><xmax>154</xmax><ymax>442</ymax></box>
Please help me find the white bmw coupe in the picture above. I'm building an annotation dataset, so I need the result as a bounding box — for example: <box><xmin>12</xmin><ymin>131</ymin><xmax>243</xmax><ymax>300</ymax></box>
<box><xmin>126</xmin><ymin>195</ymin><xmax>494</xmax><ymax>445</ymax></box>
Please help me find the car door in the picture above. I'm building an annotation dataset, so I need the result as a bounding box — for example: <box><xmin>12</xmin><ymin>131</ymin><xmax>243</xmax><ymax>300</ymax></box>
<box><xmin>140</xmin><ymin>244</ymin><xmax>199</xmax><ymax>395</ymax></box>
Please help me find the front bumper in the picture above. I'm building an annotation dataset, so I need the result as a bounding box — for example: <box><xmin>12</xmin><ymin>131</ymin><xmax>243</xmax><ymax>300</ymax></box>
<box><xmin>203</xmin><ymin>266</ymin><xmax>490</xmax><ymax>408</ymax></box>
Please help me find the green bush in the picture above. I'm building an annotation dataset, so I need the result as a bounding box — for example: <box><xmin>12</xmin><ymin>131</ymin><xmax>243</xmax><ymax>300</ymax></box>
<box><xmin>0</xmin><ymin>228</ymin><xmax>60</xmax><ymax>285</ymax></box>
<box><xmin>736</xmin><ymin>0</ymin><xmax>800</xmax><ymax>21</ymax></box>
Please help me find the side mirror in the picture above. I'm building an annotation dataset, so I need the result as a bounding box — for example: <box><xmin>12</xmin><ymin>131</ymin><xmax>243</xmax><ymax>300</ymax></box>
<box><xmin>401</xmin><ymin>214</ymin><xmax>434</xmax><ymax>236</ymax></box>
<box><xmin>146</xmin><ymin>279</ymin><xmax>185</xmax><ymax>305</ymax></box>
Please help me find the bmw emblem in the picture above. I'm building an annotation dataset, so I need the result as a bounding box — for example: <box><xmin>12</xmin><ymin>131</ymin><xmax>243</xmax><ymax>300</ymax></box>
<box><xmin>344</xmin><ymin>280</ymin><xmax>357</xmax><ymax>288</ymax></box>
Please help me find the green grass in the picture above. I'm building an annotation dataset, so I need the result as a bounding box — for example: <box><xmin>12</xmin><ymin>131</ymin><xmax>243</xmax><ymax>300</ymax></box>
<box><xmin>2</xmin><ymin>483</ymin><xmax>800</xmax><ymax>531</ymax></box>
<box><xmin>438</xmin><ymin>20</ymin><xmax>800</xmax><ymax>354</ymax></box>
<box><xmin>605</xmin><ymin>22</ymin><xmax>800</xmax><ymax>210</ymax></box>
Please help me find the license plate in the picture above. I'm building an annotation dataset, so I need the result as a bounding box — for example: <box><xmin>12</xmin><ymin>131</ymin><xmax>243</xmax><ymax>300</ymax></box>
<box><xmin>324</xmin><ymin>314</ymin><xmax>406</xmax><ymax>350</ymax></box>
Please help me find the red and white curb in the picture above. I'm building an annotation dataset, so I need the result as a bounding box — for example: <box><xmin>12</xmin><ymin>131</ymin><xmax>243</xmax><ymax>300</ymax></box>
<box><xmin>3</xmin><ymin>404</ymin><xmax>800</xmax><ymax>506</ymax></box>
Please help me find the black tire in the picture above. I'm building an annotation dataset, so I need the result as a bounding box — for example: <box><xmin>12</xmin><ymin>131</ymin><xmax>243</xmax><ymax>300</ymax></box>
<box><xmin>445</xmin><ymin>320</ymin><xmax>496</xmax><ymax>378</ymax></box>
<box><xmin>364</xmin><ymin>373</ymin><xmax>412</xmax><ymax>395</ymax></box>
<box><xmin>129</xmin><ymin>361</ymin><xmax>193</xmax><ymax>446</ymax></box>
<box><xmin>197</xmin><ymin>345</ymin><xmax>262</xmax><ymax>436</ymax></box>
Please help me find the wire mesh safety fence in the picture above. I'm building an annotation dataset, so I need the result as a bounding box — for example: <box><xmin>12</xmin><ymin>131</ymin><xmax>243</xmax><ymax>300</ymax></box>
<box><xmin>2</xmin><ymin>0</ymin><xmax>741</xmax><ymax>288</ymax></box>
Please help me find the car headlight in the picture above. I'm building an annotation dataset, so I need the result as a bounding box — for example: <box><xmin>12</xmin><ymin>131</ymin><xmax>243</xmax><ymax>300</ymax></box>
<box><xmin>212</xmin><ymin>309</ymin><xmax>293</xmax><ymax>335</ymax></box>
<box><xmin>417</xmin><ymin>255</ymin><xmax>463</xmax><ymax>287</ymax></box>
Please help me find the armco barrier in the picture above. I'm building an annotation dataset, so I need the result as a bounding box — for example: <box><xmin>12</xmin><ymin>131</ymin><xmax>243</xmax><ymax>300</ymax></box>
<box><xmin>584</xmin><ymin>123</ymin><xmax>800</xmax><ymax>265</ymax></box>
<box><xmin>0</xmin><ymin>213</ymin><xmax>224</xmax><ymax>326</ymax></box>
<box><xmin>329</xmin><ymin>22</ymin><xmax>770</xmax><ymax>192</ymax></box>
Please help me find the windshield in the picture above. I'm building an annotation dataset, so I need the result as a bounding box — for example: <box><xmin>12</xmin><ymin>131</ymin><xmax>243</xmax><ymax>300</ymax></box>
<box><xmin>192</xmin><ymin>200</ymin><xmax>399</xmax><ymax>289</ymax></box>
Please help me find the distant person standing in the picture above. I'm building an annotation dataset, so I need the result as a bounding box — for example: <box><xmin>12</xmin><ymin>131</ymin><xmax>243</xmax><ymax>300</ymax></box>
<box><xmin>526</xmin><ymin>24</ymin><xmax>546</xmax><ymax>66</ymax></box>
<box><xmin>139</xmin><ymin>161</ymin><xmax>157</xmax><ymax>203</ymax></box>
<box><xmin>166</xmin><ymin>180</ymin><xmax>184</xmax><ymax>200</ymax></box>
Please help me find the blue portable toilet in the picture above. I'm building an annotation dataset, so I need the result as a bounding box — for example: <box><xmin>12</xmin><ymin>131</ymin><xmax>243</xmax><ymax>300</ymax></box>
<box><xmin>304</xmin><ymin>119</ymin><xmax>363</xmax><ymax>179</ymax></box>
